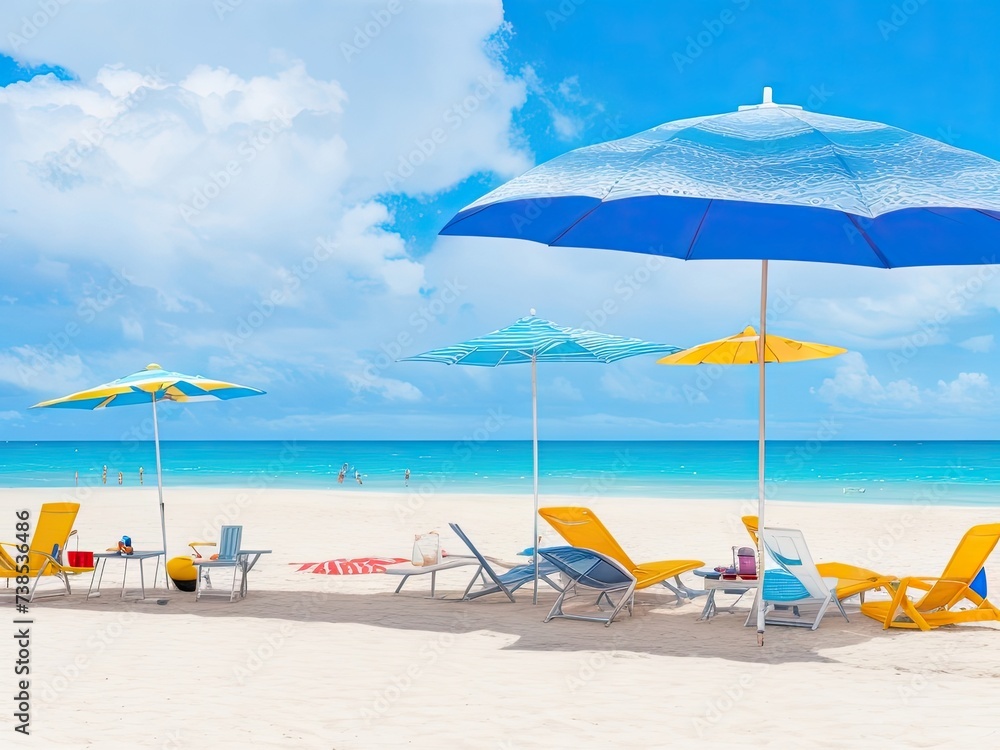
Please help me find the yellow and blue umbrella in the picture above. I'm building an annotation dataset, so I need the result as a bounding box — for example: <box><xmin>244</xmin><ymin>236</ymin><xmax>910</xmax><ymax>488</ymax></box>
<box><xmin>401</xmin><ymin>312</ymin><xmax>679</xmax><ymax>602</ymax></box>
<box><xmin>32</xmin><ymin>364</ymin><xmax>265</xmax><ymax>586</ymax></box>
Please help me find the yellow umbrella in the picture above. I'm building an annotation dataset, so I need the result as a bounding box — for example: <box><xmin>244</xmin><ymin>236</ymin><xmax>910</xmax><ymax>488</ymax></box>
<box><xmin>659</xmin><ymin>326</ymin><xmax>846</xmax><ymax>365</ymax></box>
<box><xmin>659</xmin><ymin>326</ymin><xmax>845</xmax><ymax>589</ymax></box>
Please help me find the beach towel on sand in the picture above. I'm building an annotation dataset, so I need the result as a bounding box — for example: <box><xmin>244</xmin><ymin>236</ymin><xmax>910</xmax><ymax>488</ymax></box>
<box><xmin>292</xmin><ymin>557</ymin><xmax>408</xmax><ymax>575</ymax></box>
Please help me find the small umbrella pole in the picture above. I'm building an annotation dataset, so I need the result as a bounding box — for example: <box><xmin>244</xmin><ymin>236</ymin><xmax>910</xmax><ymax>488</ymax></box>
<box><xmin>532</xmin><ymin>353</ymin><xmax>539</xmax><ymax>605</ymax></box>
<box><xmin>756</xmin><ymin>260</ymin><xmax>768</xmax><ymax>644</ymax></box>
<box><xmin>151</xmin><ymin>395</ymin><xmax>170</xmax><ymax>589</ymax></box>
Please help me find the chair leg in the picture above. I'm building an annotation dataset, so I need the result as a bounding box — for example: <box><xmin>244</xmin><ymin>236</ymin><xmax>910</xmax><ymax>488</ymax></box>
<box><xmin>811</xmin><ymin>594</ymin><xmax>834</xmax><ymax>630</ymax></box>
<box><xmin>834</xmin><ymin>596</ymin><xmax>850</xmax><ymax>622</ymax></box>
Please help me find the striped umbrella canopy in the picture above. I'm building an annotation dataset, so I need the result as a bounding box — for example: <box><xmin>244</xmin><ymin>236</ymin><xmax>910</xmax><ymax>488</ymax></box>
<box><xmin>401</xmin><ymin>313</ymin><xmax>679</xmax><ymax>602</ymax></box>
<box><xmin>32</xmin><ymin>364</ymin><xmax>265</xmax><ymax>587</ymax></box>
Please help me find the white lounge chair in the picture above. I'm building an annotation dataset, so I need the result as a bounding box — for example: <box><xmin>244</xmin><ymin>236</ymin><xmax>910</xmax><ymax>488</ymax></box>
<box><xmin>384</xmin><ymin>557</ymin><xmax>480</xmax><ymax>597</ymax></box>
<box><xmin>750</xmin><ymin>527</ymin><xmax>849</xmax><ymax>630</ymax></box>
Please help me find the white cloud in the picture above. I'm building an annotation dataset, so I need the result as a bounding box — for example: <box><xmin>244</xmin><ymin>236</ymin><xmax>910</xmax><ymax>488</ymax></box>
<box><xmin>342</xmin><ymin>358</ymin><xmax>422</xmax><ymax>403</ymax></box>
<box><xmin>0</xmin><ymin>347</ymin><xmax>89</xmax><ymax>396</ymax></box>
<box><xmin>816</xmin><ymin>352</ymin><xmax>920</xmax><ymax>407</ymax></box>
<box><xmin>520</xmin><ymin>65</ymin><xmax>602</xmax><ymax>142</ymax></box>
<box><xmin>600</xmin><ymin>368</ymin><xmax>681</xmax><ymax>404</ymax></box>
<box><xmin>0</xmin><ymin>410</ymin><xmax>22</xmax><ymax>421</ymax></box>
<box><xmin>120</xmin><ymin>317</ymin><xmax>143</xmax><ymax>342</ymax></box>
<box><xmin>935</xmin><ymin>372</ymin><xmax>993</xmax><ymax>405</ymax></box>
<box><xmin>816</xmin><ymin>353</ymin><xmax>998</xmax><ymax>414</ymax></box>
<box><xmin>958</xmin><ymin>334</ymin><xmax>995</xmax><ymax>353</ymax></box>
<box><xmin>548</xmin><ymin>375</ymin><xmax>583</xmax><ymax>401</ymax></box>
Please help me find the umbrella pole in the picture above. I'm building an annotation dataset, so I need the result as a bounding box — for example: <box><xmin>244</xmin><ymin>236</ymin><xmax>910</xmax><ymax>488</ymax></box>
<box><xmin>756</xmin><ymin>260</ymin><xmax>768</xmax><ymax>645</ymax></box>
<box><xmin>532</xmin><ymin>353</ymin><xmax>539</xmax><ymax>605</ymax></box>
<box><xmin>151</xmin><ymin>396</ymin><xmax>170</xmax><ymax>590</ymax></box>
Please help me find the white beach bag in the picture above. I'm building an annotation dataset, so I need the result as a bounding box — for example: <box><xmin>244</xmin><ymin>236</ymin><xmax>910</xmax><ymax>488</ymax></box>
<box><xmin>411</xmin><ymin>532</ymin><xmax>441</xmax><ymax>567</ymax></box>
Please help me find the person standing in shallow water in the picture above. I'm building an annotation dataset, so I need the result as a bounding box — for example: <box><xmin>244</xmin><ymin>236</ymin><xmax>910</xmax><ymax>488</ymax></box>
<box><xmin>102</xmin><ymin>465</ymin><xmax>107</xmax><ymax>485</ymax></box>
<box><xmin>404</xmin><ymin>468</ymin><xmax>410</xmax><ymax>486</ymax></box>
<box><xmin>139</xmin><ymin>466</ymin><xmax>144</xmax><ymax>485</ymax></box>
<box><xmin>355</xmin><ymin>470</ymin><xmax>363</xmax><ymax>486</ymax></box>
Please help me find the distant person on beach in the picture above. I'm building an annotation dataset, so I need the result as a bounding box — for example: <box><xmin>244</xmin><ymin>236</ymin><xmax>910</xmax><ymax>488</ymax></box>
<box><xmin>355</xmin><ymin>470</ymin><xmax>363</xmax><ymax>486</ymax></box>
<box><xmin>404</xmin><ymin>468</ymin><xmax>410</xmax><ymax>486</ymax></box>
<box><xmin>102</xmin><ymin>465</ymin><xmax>107</xmax><ymax>485</ymax></box>
<box><xmin>118</xmin><ymin>471</ymin><xmax>123</xmax><ymax>486</ymax></box>
<box><xmin>74</xmin><ymin>470</ymin><xmax>78</xmax><ymax>487</ymax></box>
<box><xmin>139</xmin><ymin>466</ymin><xmax>144</xmax><ymax>485</ymax></box>
<box><xmin>337</xmin><ymin>467</ymin><xmax>345</xmax><ymax>484</ymax></box>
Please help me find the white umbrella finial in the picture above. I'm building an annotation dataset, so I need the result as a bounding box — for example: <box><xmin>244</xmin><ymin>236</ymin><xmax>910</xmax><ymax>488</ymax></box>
<box><xmin>762</xmin><ymin>86</ymin><xmax>773</xmax><ymax>104</ymax></box>
<box><xmin>146</xmin><ymin>363</ymin><xmax>162</xmax><ymax>371</ymax></box>
<box><xmin>529</xmin><ymin>308</ymin><xmax>536</xmax><ymax>316</ymax></box>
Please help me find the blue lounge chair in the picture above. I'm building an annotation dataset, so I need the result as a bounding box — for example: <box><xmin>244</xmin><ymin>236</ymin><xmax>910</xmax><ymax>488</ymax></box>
<box><xmin>538</xmin><ymin>546</ymin><xmax>637</xmax><ymax>626</ymax></box>
<box><xmin>448</xmin><ymin>523</ymin><xmax>560</xmax><ymax>602</ymax></box>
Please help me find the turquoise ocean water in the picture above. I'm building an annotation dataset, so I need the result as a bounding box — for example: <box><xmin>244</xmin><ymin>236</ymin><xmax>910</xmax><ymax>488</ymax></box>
<box><xmin>1</xmin><ymin>440</ymin><xmax>999</xmax><ymax>506</ymax></box>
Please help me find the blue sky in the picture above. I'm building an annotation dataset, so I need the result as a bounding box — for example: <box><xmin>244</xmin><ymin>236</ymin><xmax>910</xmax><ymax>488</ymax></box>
<box><xmin>2</xmin><ymin>0</ymin><xmax>1000</xmax><ymax>442</ymax></box>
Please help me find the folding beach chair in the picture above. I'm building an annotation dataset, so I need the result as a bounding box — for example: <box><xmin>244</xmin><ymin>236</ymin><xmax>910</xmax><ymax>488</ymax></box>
<box><xmin>751</xmin><ymin>527</ymin><xmax>849</xmax><ymax>630</ymax></box>
<box><xmin>538</xmin><ymin>546</ymin><xmax>636</xmax><ymax>627</ymax></box>
<box><xmin>539</xmin><ymin>506</ymin><xmax>704</xmax><ymax>601</ymax></box>
<box><xmin>860</xmin><ymin>523</ymin><xmax>1000</xmax><ymax>630</ymax></box>
<box><xmin>448</xmin><ymin>523</ymin><xmax>560</xmax><ymax>601</ymax></box>
<box><xmin>192</xmin><ymin>525</ymin><xmax>243</xmax><ymax>601</ymax></box>
<box><xmin>0</xmin><ymin>502</ymin><xmax>94</xmax><ymax>601</ymax></box>
<box><xmin>742</xmin><ymin>515</ymin><xmax>891</xmax><ymax>602</ymax></box>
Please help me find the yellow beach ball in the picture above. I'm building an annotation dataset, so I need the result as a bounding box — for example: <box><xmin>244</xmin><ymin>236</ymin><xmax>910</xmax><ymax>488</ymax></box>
<box><xmin>167</xmin><ymin>556</ymin><xmax>198</xmax><ymax>592</ymax></box>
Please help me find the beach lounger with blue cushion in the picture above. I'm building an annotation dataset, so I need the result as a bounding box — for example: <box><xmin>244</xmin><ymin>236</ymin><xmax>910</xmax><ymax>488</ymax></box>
<box><xmin>449</xmin><ymin>523</ymin><xmax>560</xmax><ymax>601</ymax></box>
<box><xmin>538</xmin><ymin>546</ymin><xmax>637</xmax><ymax>627</ymax></box>
<box><xmin>750</xmin><ymin>527</ymin><xmax>849</xmax><ymax>630</ymax></box>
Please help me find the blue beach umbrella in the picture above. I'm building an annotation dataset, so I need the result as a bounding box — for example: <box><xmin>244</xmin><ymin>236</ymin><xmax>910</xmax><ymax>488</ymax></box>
<box><xmin>401</xmin><ymin>312</ymin><xmax>679</xmax><ymax>602</ymax></box>
<box><xmin>439</xmin><ymin>87</ymin><xmax>1000</xmax><ymax>641</ymax></box>
<box><xmin>32</xmin><ymin>364</ymin><xmax>265</xmax><ymax>587</ymax></box>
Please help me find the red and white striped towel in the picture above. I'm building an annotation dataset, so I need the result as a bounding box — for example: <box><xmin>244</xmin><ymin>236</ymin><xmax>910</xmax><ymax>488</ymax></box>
<box><xmin>291</xmin><ymin>557</ymin><xmax>408</xmax><ymax>575</ymax></box>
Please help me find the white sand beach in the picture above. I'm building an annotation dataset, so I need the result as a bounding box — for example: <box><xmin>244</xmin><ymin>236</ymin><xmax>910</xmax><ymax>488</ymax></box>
<box><xmin>7</xmin><ymin>487</ymin><xmax>1000</xmax><ymax>749</ymax></box>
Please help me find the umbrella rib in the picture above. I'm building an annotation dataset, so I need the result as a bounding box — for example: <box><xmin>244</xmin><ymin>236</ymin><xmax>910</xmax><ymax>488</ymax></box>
<box><xmin>685</xmin><ymin>199</ymin><xmax>714</xmax><ymax>260</ymax></box>
<box><xmin>548</xmin><ymin>140</ymin><xmax>681</xmax><ymax>248</ymax></box>
<box><xmin>780</xmin><ymin>108</ymin><xmax>875</xmax><ymax>220</ymax></box>
<box><xmin>974</xmin><ymin>208</ymin><xmax>1000</xmax><ymax>223</ymax></box>
<box><xmin>845</xmin><ymin>214</ymin><xmax>893</xmax><ymax>268</ymax></box>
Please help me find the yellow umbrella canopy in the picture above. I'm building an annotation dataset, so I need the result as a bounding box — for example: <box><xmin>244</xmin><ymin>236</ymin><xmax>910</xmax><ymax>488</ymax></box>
<box><xmin>658</xmin><ymin>326</ymin><xmax>846</xmax><ymax>365</ymax></box>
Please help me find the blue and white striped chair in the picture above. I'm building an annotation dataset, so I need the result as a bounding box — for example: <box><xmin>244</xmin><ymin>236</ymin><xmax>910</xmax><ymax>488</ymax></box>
<box><xmin>752</xmin><ymin>527</ymin><xmax>849</xmax><ymax>630</ymax></box>
<box><xmin>193</xmin><ymin>525</ymin><xmax>243</xmax><ymax>602</ymax></box>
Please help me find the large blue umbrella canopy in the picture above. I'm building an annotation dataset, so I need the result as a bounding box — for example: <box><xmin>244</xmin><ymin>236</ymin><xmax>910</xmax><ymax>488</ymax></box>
<box><xmin>443</xmin><ymin>88</ymin><xmax>1000</xmax><ymax>266</ymax></box>
<box><xmin>401</xmin><ymin>313</ymin><xmax>679</xmax><ymax>602</ymax></box>
<box><xmin>438</xmin><ymin>87</ymin><xmax>1000</xmax><ymax>640</ymax></box>
<box><xmin>32</xmin><ymin>364</ymin><xmax>265</xmax><ymax>586</ymax></box>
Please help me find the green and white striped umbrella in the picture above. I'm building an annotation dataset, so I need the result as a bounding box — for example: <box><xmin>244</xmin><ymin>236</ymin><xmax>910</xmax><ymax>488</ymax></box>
<box><xmin>401</xmin><ymin>313</ymin><xmax>679</xmax><ymax>602</ymax></box>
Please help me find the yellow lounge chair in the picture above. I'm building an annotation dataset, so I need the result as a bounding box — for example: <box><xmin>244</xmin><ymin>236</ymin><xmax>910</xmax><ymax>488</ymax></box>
<box><xmin>539</xmin><ymin>506</ymin><xmax>704</xmax><ymax>599</ymax></box>
<box><xmin>860</xmin><ymin>523</ymin><xmax>1000</xmax><ymax>631</ymax></box>
<box><xmin>0</xmin><ymin>502</ymin><xmax>95</xmax><ymax>600</ymax></box>
<box><xmin>742</xmin><ymin>515</ymin><xmax>891</xmax><ymax>602</ymax></box>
